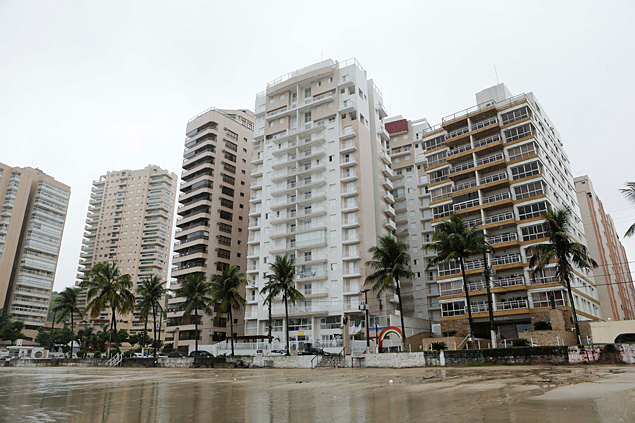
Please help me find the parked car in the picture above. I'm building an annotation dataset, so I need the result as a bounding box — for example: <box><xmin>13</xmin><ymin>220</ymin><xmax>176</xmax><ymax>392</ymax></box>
<box><xmin>256</xmin><ymin>349</ymin><xmax>264</xmax><ymax>356</ymax></box>
<box><xmin>614</xmin><ymin>333</ymin><xmax>635</xmax><ymax>343</ymax></box>
<box><xmin>189</xmin><ymin>350</ymin><xmax>214</xmax><ymax>358</ymax></box>
<box><xmin>299</xmin><ymin>346</ymin><xmax>331</xmax><ymax>356</ymax></box>
<box><xmin>268</xmin><ymin>349</ymin><xmax>286</xmax><ymax>356</ymax></box>
<box><xmin>168</xmin><ymin>351</ymin><xmax>187</xmax><ymax>358</ymax></box>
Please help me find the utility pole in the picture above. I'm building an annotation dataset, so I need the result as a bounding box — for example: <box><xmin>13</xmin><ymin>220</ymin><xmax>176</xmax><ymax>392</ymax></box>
<box><xmin>360</xmin><ymin>289</ymin><xmax>371</xmax><ymax>350</ymax></box>
<box><xmin>482</xmin><ymin>250</ymin><xmax>496</xmax><ymax>348</ymax></box>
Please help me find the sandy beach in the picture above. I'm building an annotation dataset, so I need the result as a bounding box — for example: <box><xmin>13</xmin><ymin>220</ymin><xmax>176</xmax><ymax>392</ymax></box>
<box><xmin>1</xmin><ymin>365</ymin><xmax>634</xmax><ymax>422</ymax></box>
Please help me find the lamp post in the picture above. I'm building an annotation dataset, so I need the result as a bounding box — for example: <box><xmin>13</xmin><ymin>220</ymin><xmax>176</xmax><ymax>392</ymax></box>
<box><xmin>360</xmin><ymin>289</ymin><xmax>371</xmax><ymax>350</ymax></box>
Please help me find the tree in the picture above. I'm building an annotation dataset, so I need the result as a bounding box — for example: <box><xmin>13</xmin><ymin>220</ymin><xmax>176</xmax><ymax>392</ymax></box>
<box><xmin>528</xmin><ymin>206</ymin><xmax>598</xmax><ymax>342</ymax></box>
<box><xmin>210</xmin><ymin>265</ymin><xmax>247</xmax><ymax>357</ymax></box>
<box><xmin>137</xmin><ymin>275</ymin><xmax>167</xmax><ymax>356</ymax></box>
<box><xmin>425</xmin><ymin>213</ymin><xmax>489</xmax><ymax>339</ymax></box>
<box><xmin>621</xmin><ymin>182</ymin><xmax>635</xmax><ymax>237</ymax></box>
<box><xmin>365</xmin><ymin>235</ymin><xmax>414</xmax><ymax>350</ymax></box>
<box><xmin>0</xmin><ymin>321</ymin><xmax>24</xmax><ymax>345</ymax></box>
<box><xmin>80</xmin><ymin>262</ymin><xmax>135</xmax><ymax>353</ymax></box>
<box><xmin>173</xmin><ymin>272</ymin><xmax>214</xmax><ymax>354</ymax></box>
<box><xmin>263</xmin><ymin>255</ymin><xmax>303</xmax><ymax>354</ymax></box>
<box><xmin>51</xmin><ymin>287</ymin><xmax>81</xmax><ymax>341</ymax></box>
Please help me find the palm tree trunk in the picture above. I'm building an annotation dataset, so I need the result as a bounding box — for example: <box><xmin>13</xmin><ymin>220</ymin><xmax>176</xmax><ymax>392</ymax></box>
<box><xmin>70</xmin><ymin>312</ymin><xmax>75</xmax><ymax>356</ymax></box>
<box><xmin>268</xmin><ymin>299</ymin><xmax>272</xmax><ymax>344</ymax></box>
<box><xmin>395</xmin><ymin>278</ymin><xmax>407</xmax><ymax>351</ymax></box>
<box><xmin>194</xmin><ymin>306</ymin><xmax>199</xmax><ymax>353</ymax></box>
<box><xmin>112</xmin><ymin>306</ymin><xmax>118</xmax><ymax>349</ymax></box>
<box><xmin>284</xmin><ymin>292</ymin><xmax>290</xmax><ymax>354</ymax></box>
<box><xmin>152</xmin><ymin>302</ymin><xmax>157</xmax><ymax>357</ymax></box>
<box><xmin>158</xmin><ymin>310</ymin><xmax>163</xmax><ymax>352</ymax></box>
<box><xmin>459</xmin><ymin>257</ymin><xmax>475</xmax><ymax>340</ymax></box>
<box><xmin>229</xmin><ymin>308</ymin><xmax>235</xmax><ymax>357</ymax></box>
<box><xmin>143</xmin><ymin>314</ymin><xmax>148</xmax><ymax>350</ymax></box>
<box><xmin>49</xmin><ymin>311</ymin><xmax>57</xmax><ymax>351</ymax></box>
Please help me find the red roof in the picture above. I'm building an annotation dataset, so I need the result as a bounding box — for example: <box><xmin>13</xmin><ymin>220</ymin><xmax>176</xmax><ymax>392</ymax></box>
<box><xmin>384</xmin><ymin>119</ymin><xmax>408</xmax><ymax>135</ymax></box>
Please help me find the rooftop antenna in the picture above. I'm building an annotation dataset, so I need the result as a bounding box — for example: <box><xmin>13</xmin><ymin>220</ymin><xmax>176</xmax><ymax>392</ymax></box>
<box><xmin>494</xmin><ymin>65</ymin><xmax>500</xmax><ymax>85</ymax></box>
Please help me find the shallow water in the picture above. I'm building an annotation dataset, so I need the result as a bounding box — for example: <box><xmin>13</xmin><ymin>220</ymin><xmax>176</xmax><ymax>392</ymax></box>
<box><xmin>1</xmin><ymin>366</ymin><xmax>634</xmax><ymax>422</ymax></box>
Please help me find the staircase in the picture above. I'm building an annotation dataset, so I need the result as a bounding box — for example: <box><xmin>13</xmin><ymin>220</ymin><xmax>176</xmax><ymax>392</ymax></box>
<box><xmin>315</xmin><ymin>354</ymin><xmax>345</xmax><ymax>369</ymax></box>
<box><xmin>106</xmin><ymin>352</ymin><xmax>123</xmax><ymax>367</ymax></box>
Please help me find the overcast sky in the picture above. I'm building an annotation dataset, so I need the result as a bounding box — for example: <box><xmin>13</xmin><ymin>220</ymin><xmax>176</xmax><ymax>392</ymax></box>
<box><xmin>1</xmin><ymin>1</ymin><xmax>634</xmax><ymax>291</ymax></box>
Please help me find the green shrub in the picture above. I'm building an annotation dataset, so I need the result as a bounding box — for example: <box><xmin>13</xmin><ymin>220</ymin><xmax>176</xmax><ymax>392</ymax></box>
<box><xmin>109</xmin><ymin>347</ymin><xmax>120</xmax><ymax>356</ymax></box>
<box><xmin>533</xmin><ymin>320</ymin><xmax>552</xmax><ymax>330</ymax></box>
<box><xmin>431</xmin><ymin>342</ymin><xmax>448</xmax><ymax>351</ymax></box>
<box><xmin>512</xmin><ymin>338</ymin><xmax>531</xmax><ymax>347</ymax></box>
<box><xmin>77</xmin><ymin>349</ymin><xmax>87</xmax><ymax>359</ymax></box>
<box><xmin>442</xmin><ymin>330</ymin><xmax>457</xmax><ymax>337</ymax></box>
<box><xmin>94</xmin><ymin>351</ymin><xmax>102</xmax><ymax>359</ymax></box>
<box><xmin>123</xmin><ymin>350</ymin><xmax>135</xmax><ymax>358</ymax></box>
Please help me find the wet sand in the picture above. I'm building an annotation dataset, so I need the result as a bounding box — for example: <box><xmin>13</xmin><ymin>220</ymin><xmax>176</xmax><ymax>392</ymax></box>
<box><xmin>1</xmin><ymin>365</ymin><xmax>634</xmax><ymax>422</ymax></box>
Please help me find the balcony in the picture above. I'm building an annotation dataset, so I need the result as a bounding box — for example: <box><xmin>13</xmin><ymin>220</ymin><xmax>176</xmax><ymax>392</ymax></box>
<box><xmin>454</xmin><ymin>198</ymin><xmax>479</xmax><ymax>211</ymax></box>
<box><xmin>381</xmin><ymin>151</ymin><xmax>392</xmax><ymax>164</ymax></box>
<box><xmin>342</xmin><ymin>249</ymin><xmax>361</xmax><ymax>261</ymax></box>
<box><xmin>484</xmin><ymin>211</ymin><xmax>515</xmax><ymax>225</ymax></box>
<box><xmin>340</xmin><ymin>156</ymin><xmax>358</xmax><ymax>167</ymax></box>
<box><xmin>341</xmin><ymin>200</ymin><xmax>360</xmax><ymax>212</ymax></box>
<box><xmin>342</xmin><ymin>217</ymin><xmax>360</xmax><ymax>228</ymax></box>
<box><xmin>447</xmin><ymin>143</ymin><xmax>472</xmax><ymax>158</ymax></box>
<box><xmin>473</xmin><ymin>134</ymin><xmax>501</xmax><ymax>149</ymax></box>
<box><xmin>496</xmin><ymin>299</ymin><xmax>528</xmax><ymax>311</ymax></box>
<box><xmin>339</xmin><ymin>99</ymin><xmax>356</xmax><ymax>113</ymax></box>
<box><xmin>340</xmin><ymin>127</ymin><xmax>357</xmax><ymax>140</ymax></box>
<box><xmin>342</xmin><ymin>267</ymin><xmax>362</xmax><ymax>278</ymax></box>
<box><xmin>445</xmin><ymin>126</ymin><xmax>470</xmax><ymax>142</ymax></box>
<box><xmin>382</xmin><ymin>178</ymin><xmax>394</xmax><ymax>190</ymax></box>
<box><xmin>342</xmin><ymin>234</ymin><xmax>360</xmax><ymax>244</ymax></box>
<box><xmin>493</xmin><ymin>276</ymin><xmax>526</xmax><ymax>288</ymax></box>
<box><xmin>491</xmin><ymin>253</ymin><xmax>522</xmax><ymax>267</ymax></box>
<box><xmin>377</xmin><ymin>125</ymin><xmax>390</xmax><ymax>141</ymax></box>
<box><xmin>438</xmin><ymin>258</ymin><xmax>484</xmax><ymax>277</ymax></box>
<box><xmin>479</xmin><ymin>172</ymin><xmax>508</xmax><ymax>186</ymax></box>
<box><xmin>470</xmin><ymin>116</ymin><xmax>498</xmax><ymax>132</ymax></box>
<box><xmin>341</xmin><ymin>169</ymin><xmax>358</xmax><ymax>182</ymax></box>
<box><xmin>489</xmin><ymin>232</ymin><xmax>518</xmax><ymax>245</ymax></box>
<box><xmin>341</xmin><ymin>186</ymin><xmax>359</xmax><ymax>197</ymax></box>
<box><xmin>383</xmin><ymin>218</ymin><xmax>397</xmax><ymax>231</ymax></box>
<box><xmin>449</xmin><ymin>161</ymin><xmax>475</xmax><ymax>175</ymax></box>
<box><xmin>384</xmin><ymin>205</ymin><xmax>396</xmax><ymax>217</ymax></box>
<box><xmin>482</xmin><ymin>191</ymin><xmax>512</xmax><ymax>206</ymax></box>
<box><xmin>452</xmin><ymin>180</ymin><xmax>477</xmax><ymax>193</ymax></box>
<box><xmin>384</xmin><ymin>191</ymin><xmax>395</xmax><ymax>203</ymax></box>
<box><xmin>382</xmin><ymin>165</ymin><xmax>394</xmax><ymax>177</ymax></box>
<box><xmin>338</xmin><ymin>74</ymin><xmax>355</xmax><ymax>87</ymax></box>
<box><xmin>475</xmin><ymin>152</ymin><xmax>504</xmax><ymax>168</ymax></box>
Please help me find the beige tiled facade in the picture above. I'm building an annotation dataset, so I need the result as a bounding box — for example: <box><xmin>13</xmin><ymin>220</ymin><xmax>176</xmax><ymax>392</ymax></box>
<box><xmin>167</xmin><ymin>108</ymin><xmax>254</xmax><ymax>351</ymax></box>
<box><xmin>246</xmin><ymin>59</ymin><xmax>420</xmax><ymax>349</ymax></box>
<box><xmin>575</xmin><ymin>175</ymin><xmax>635</xmax><ymax>321</ymax></box>
<box><xmin>410</xmin><ymin>84</ymin><xmax>602</xmax><ymax>339</ymax></box>
<box><xmin>0</xmin><ymin>163</ymin><xmax>70</xmax><ymax>334</ymax></box>
<box><xmin>76</xmin><ymin>165</ymin><xmax>177</xmax><ymax>337</ymax></box>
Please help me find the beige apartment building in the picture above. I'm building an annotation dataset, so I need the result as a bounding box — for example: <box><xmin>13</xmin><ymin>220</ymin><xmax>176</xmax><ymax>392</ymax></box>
<box><xmin>246</xmin><ymin>58</ymin><xmax>424</xmax><ymax>352</ymax></box>
<box><xmin>76</xmin><ymin>165</ymin><xmax>176</xmax><ymax>338</ymax></box>
<box><xmin>0</xmin><ymin>163</ymin><xmax>70</xmax><ymax>340</ymax></box>
<box><xmin>415</xmin><ymin>83</ymin><xmax>602</xmax><ymax>340</ymax></box>
<box><xmin>166</xmin><ymin>108</ymin><xmax>254</xmax><ymax>352</ymax></box>
<box><xmin>384</xmin><ymin>117</ymin><xmax>441</xmax><ymax>330</ymax></box>
<box><xmin>575</xmin><ymin>175</ymin><xmax>635</xmax><ymax>321</ymax></box>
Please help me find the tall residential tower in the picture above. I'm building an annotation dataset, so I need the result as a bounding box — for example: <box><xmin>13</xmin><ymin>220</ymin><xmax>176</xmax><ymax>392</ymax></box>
<box><xmin>76</xmin><ymin>165</ymin><xmax>176</xmax><ymax>337</ymax></box>
<box><xmin>575</xmin><ymin>175</ymin><xmax>635</xmax><ymax>321</ymax></box>
<box><xmin>166</xmin><ymin>108</ymin><xmax>254</xmax><ymax>351</ymax></box>
<box><xmin>0</xmin><ymin>163</ymin><xmax>70</xmax><ymax>337</ymax></box>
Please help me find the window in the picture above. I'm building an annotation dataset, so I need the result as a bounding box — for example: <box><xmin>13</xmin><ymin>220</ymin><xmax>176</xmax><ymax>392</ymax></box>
<box><xmin>504</xmin><ymin>123</ymin><xmax>534</xmax><ymax>142</ymax></box>
<box><xmin>532</xmin><ymin>290</ymin><xmax>565</xmax><ymax>308</ymax></box>
<box><xmin>500</xmin><ymin>106</ymin><xmax>530</xmax><ymax>125</ymax></box>
<box><xmin>518</xmin><ymin>201</ymin><xmax>549</xmax><ymax>220</ymax></box>
<box><xmin>221</xmin><ymin>186</ymin><xmax>235</xmax><ymax>197</ymax></box>
<box><xmin>511</xmin><ymin>161</ymin><xmax>540</xmax><ymax>180</ymax></box>
<box><xmin>442</xmin><ymin>301</ymin><xmax>465</xmax><ymax>317</ymax></box>
<box><xmin>225</xmin><ymin>129</ymin><xmax>238</xmax><ymax>141</ymax></box>
<box><xmin>218</xmin><ymin>235</ymin><xmax>231</xmax><ymax>246</ymax></box>
<box><xmin>222</xmin><ymin>174</ymin><xmax>235</xmax><ymax>185</ymax></box>
<box><xmin>304</xmin><ymin>87</ymin><xmax>311</xmax><ymax>98</ymax></box>
<box><xmin>424</xmin><ymin>135</ymin><xmax>444</xmax><ymax>151</ymax></box>
<box><xmin>217</xmin><ymin>248</ymin><xmax>231</xmax><ymax>259</ymax></box>
<box><xmin>433</xmin><ymin>203</ymin><xmax>452</xmax><ymax>219</ymax></box>
<box><xmin>304</xmin><ymin>112</ymin><xmax>311</xmax><ymax>123</ymax></box>
<box><xmin>223</xmin><ymin>162</ymin><xmax>236</xmax><ymax>174</ymax></box>
<box><xmin>219</xmin><ymin>223</ymin><xmax>232</xmax><ymax>233</ymax></box>
<box><xmin>220</xmin><ymin>210</ymin><xmax>233</xmax><ymax>221</ymax></box>
<box><xmin>508</xmin><ymin>142</ymin><xmax>536</xmax><ymax>161</ymax></box>
<box><xmin>521</xmin><ymin>223</ymin><xmax>547</xmax><ymax>241</ymax></box>
<box><xmin>514</xmin><ymin>181</ymin><xmax>545</xmax><ymax>200</ymax></box>
<box><xmin>427</xmin><ymin>151</ymin><xmax>447</xmax><ymax>167</ymax></box>
<box><xmin>225</xmin><ymin>140</ymin><xmax>238</xmax><ymax>152</ymax></box>
<box><xmin>220</xmin><ymin>198</ymin><xmax>234</xmax><ymax>209</ymax></box>
<box><xmin>224</xmin><ymin>151</ymin><xmax>237</xmax><ymax>162</ymax></box>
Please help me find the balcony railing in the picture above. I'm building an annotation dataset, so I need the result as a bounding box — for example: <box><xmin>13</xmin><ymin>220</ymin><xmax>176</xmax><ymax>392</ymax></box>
<box><xmin>489</xmin><ymin>232</ymin><xmax>518</xmax><ymax>245</ymax></box>
<box><xmin>482</xmin><ymin>191</ymin><xmax>511</xmax><ymax>205</ymax></box>
<box><xmin>484</xmin><ymin>211</ymin><xmax>514</xmax><ymax>225</ymax></box>
<box><xmin>491</xmin><ymin>253</ymin><xmax>522</xmax><ymax>266</ymax></box>
<box><xmin>476</xmin><ymin>152</ymin><xmax>504</xmax><ymax>167</ymax></box>
<box><xmin>448</xmin><ymin>144</ymin><xmax>472</xmax><ymax>157</ymax></box>
<box><xmin>496</xmin><ymin>299</ymin><xmax>528</xmax><ymax>310</ymax></box>
<box><xmin>449</xmin><ymin>161</ymin><xmax>475</xmax><ymax>175</ymax></box>
<box><xmin>438</xmin><ymin>258</ymin><xmax>484</xmax><ymax>276</ymax></box>
<box><xmin>471</xmin><ymin>116</ymin><xmax>498</xmax><ymax>131</ymax></box>
<box><xmin>473</xmin><ymin>134</ymin><xmax>501</xmax><ymax>149</ymax></box>
<box><xmin>493</xmin><ymin>276</ymin><xmax>525</xmax><ymax>288</ymax></box>
<box><xmin>445</xmin><ymin>127</ymin><xmax>469</xmax><ymax>140</ymax></box>
<box><xmin>452</xmin><ymin>180</ymin><xmax>477</xmax><ymax>193</ymax></box>
<box><xmin>480</xmin><ymin>172</ymin><xmax>508</xmax><ymax>185</ymax></box>
<box><xmin>454</xmin><ymin>198</ymin><xmax>480</xmax><ymax>211</ymax></box>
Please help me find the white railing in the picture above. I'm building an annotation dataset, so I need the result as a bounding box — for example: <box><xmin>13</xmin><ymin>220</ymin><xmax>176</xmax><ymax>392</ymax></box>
<box><xmin>493</xmin><ymin>276</ymin><xmax>525</xmax><ymax>288</ymax></box>
<box><xmin>491</xmin><ymin>254</ymin><xmax>522</xmax><ymax>266</ymax></box>
<box><xmin>453</xmin><ymin>180</ymin><xmax>477</xmax><ymax>193</ymax></box>
<box><xmin>484</xmin><ymin>211</ymin><xmax>514</xmax><ymax>225</ymax></box>
<box><xmin>454</xmin><ymin>198</ymin><xmax>479</xmax><ymax>211</ymax></box>
<box><xmin>480</xmin><ymin>172</ymin><xmax>507</xmax><ymax>185</ymax></box>
<box><xmin>342</xmin><ymin>217</ymin><xmax>360</xmax><ymax>226</ymax></box>
<box><xmin>450</xmin><ymin>161</ymin><xmax>475</xmax><ymax>175</ymax></box>
<box><xmin>473</xmin><ymin>134</ymin><xmax>501</xmax><ymax>149</ymax></box>
<box><xmin>448</xmin><ymin>144</ymin><xmax>472</xmax><ymax>157</ymax></box>
<box><xmin>476</xmin><ymin>152</ymin><xmax>504</xmax><ymax>167</ymax></box>
<box><xmin>471</xmin><ymin>116</ymin><xmax>498</xmax><ymax>131</ymax></box>
<box><xmin>489</xmin><ymin>232</ymin><xmax>518</xmax><ymax>244</ymax></box>
<box><xmin>445</xmin><ymin>127</ymin><xmax>469</xmax><ymax>140</ymax></box>
<box><xmin>482</xmin><ymin>191</ymin><xmax>511</xmax><ymax>205</ymax></box>
<box><xmin>496</xmin><ymin>299</ymin><xmax>528</xmax><ymax>310</ymax></box>
<box><xmin>339</xmin><ymin>99</ymin><xmax>356</xmax><ymax>110</ymax></box>
<box><xmin>530</xmin><ymin>275</ymin><xmax>559</xmax><ymax>285</ymax></box>
<box><xmin>266</xmin><ymin>106</ymin><xmax>288</xmax><ymax>118</ymax></box>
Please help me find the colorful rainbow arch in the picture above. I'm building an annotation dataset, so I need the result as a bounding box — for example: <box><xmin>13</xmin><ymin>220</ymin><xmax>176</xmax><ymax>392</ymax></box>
<box><xmin>378</xmin><ymin>326</ymin><xmax>403</xmax><ymax>342</ymax></box>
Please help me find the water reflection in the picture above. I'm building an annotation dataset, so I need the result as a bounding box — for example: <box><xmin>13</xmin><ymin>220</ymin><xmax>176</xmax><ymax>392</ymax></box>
<box><xmin>0</xmin><ymin>368</ymin><xmax>633</xmax><ymax>423</ymax></box>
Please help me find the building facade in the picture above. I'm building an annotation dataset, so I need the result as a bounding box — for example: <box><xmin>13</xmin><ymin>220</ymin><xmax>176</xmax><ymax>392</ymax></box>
<box><xmin>384</xmin><ymin>117</ymin><xmax>441</xmax><ymax>329</ymax></box>
<box><xmin>416</xmin><ymin>83</ymin><xmax>601</xmax><ymax>339</ymax></box>
<box><xmin>246</xmin><ymin>58</ymin><xmax>416</xmax><ymax>350</ymax></box>
<box><xmin>76</xmin><ymin>165</ymin><xmax>176</xmax><ymax>338</ymax></box>
<box><xmin>0</xmin><ymin>163</ymin><xmax>70</xmax><ymax>335</ymax></box>
<box><xmin>575</xmin><ymin>175</ymin><xmax>635</xmax><ymax>321</ymax></box>
<box><xmin>166</xmin><ymin>108</ymin><xmax>254</xmax><ymax>351</ymax></box>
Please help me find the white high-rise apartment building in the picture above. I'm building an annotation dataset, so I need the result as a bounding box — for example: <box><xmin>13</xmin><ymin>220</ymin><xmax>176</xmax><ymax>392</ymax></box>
<box><xmin>246</xmin><ymin>59</ymin><xmax>399</xmax><ymax>348</ymax></box>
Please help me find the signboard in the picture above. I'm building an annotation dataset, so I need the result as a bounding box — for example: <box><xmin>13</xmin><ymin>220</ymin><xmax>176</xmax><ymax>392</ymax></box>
<box><xmin>298</xmin><ymin>331</ymin><xmax>304</xmax><ymax>336</ymax></box>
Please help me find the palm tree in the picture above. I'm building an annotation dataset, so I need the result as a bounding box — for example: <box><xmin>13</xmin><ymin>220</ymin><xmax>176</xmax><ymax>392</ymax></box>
<box><xmin>528</xmin><ymin>206</ymin><xmax>598</xmax><ymax>342</ymax></box>
<box><xmin>210</xmin><ymin>265</ymin><xmax>247</xmax><ymax>356</ymax></box>
<box><xmin>621</xmin><ymin>182</ymin><xmax>635</xmax><ymax>237</ymax></box>
<box><xmin>51</xmin><ymin>287</ymin><xmax>81</xmax><ymax>353</ymax></box>
<box><xmin>261</xmin><ymin>278</ymin><xmax>277</xmax><ymax>345</ymax></box>
<box><xmin>365</xmin><ymin>235</ymin><xmax>414</xmax><ymax>350</ymax></box>
<box><xmin>80</xmin><ymin>262</ymin><xmax>135</xmax><ymax>353</ymax></box>
<box><xmin>173</xmin><ymin>272</ymin><xmax>213</xmax><ymax>354</ymax></box>
<box><xmin>137</xmin><ymin>275</ymin><xmax>167</xmax><ymax>356</ymax></box>
<box><xmin>263</xmin><ymin>255</ymin><xmax>304</xmax><ymax>353</ymax></box>
<box><xmin>424</xmin><ymin>213</ymin><xmax>489</xmax><ymax>340</ymax></box>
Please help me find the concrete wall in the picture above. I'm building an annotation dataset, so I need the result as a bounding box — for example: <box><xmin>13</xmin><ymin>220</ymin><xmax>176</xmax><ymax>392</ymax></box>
<box><xmin>568</xmin><ymin>344</ymin><xmax>635</xmax><ymax>365</ymax></box>
<box><xmin>590</xmin><ymin>320</ymin><xmax>635</xmax><ymax>343</ymax></box>
<box><xmin>227</xmin><ymin>355</ymin><xmax>315</xmax><ymax>369</ymax></box>
<box><xmin>519</xmin><ymin>329</ymin><xmax>577</xmax><ymax>346</ymax></box>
